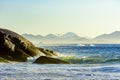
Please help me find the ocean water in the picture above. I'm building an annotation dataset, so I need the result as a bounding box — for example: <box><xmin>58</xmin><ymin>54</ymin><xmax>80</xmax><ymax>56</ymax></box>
<box><xmin>1</xmin><ymin>44</ymin><xmax>120</xmax><ymax>80</ymax></box>
<box><xmin>42</xmin><ymin>44</ymin><xmax>120</xmax><ymax>64</ymax></box>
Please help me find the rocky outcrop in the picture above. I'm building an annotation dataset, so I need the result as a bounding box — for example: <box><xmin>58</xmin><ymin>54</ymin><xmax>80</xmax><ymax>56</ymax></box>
<box><xmin>0</xmin><ymin>28</ymin><xmax>40</xmax><ymax>62</ymax></box>
<box><xmin>34</xmin><ymin>56</ymin><xmax>70</xmax><ymax>64</ymax></box>
<box><xmin>0</xmin><ymin>28</ymin><xmax>70</xmax><ymax>64</ymax></box>
<box><xmin>37</xmin><ymin>48</ymin><xmax>58</xmax><ymax>57</ymax></box>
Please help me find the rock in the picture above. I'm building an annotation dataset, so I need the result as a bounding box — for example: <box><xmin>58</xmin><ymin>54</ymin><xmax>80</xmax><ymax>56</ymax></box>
<box><xmin>0</xmin><ymin>28</ymin><xmax>69</xmax><ymax>64</ymax></box>
<box><xmin>0</xmin><ymin>57</ymin><xmax>9</xmax><ymax>63</ymax></box>
<box><xmin>37</xmin><ymin>47</ymin><xmax>58</xmax><ymax>57</ymax></box>
<box><xmin>34</xmin><ymin>56</ymin><xmax>70</xmax><ymax>64</ymax></box>
<box><xmin>0</xmin><ymin>28</ymin><xmax>40</xmax><ymax>62</ymax></box>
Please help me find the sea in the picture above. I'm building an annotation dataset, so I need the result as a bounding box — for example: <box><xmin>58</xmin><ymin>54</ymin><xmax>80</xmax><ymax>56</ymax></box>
<box><xmin>1</xmin><ymin>44</ymin><xmax>120</xmax><ymax>80</ymax></box>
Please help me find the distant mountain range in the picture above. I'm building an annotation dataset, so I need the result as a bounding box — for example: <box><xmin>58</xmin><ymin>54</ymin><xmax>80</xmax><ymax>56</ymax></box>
<box><xmin>94</xmin><ymin>31</ymin><xmax>120</xmax><ymax>40</ymax></box>
<box><xmin>22</xmin><ymin>32</ymin><xmax>89</xmax><ymax>44</ymax></box>
<box><xmin>22</xmin><ymin>31</ymin><xmax>120</xmax><ymax>44</ymax></box>
<box><xmin>93</xmin><ymin>31</ymin><xmax>120</xmax><ymax>43</ymax></box>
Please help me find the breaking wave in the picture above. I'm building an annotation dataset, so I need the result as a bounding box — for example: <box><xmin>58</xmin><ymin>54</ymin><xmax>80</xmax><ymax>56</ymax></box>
<box><xmin>59</xmin><ymin>55</ymin><xmax>120</xmax><ymax>64</ymax></box>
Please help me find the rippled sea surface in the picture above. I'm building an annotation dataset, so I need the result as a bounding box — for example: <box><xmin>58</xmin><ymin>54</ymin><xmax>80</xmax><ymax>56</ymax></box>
<box><xmin>1</xmin><ymin>63</ymin><xmax>120</xmax><ymax>80</ymax></box>
<box><xmin>1</xmin><ymin>44</ymin><xmax>120</xmax><ymax>80</ymax></box>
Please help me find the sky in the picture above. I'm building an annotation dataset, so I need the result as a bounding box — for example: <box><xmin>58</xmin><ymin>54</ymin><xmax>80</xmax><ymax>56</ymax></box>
<box><xmin>0</xmin><ymin>0</ymin><xmax>120</xmax><ymax>38</ymax></box>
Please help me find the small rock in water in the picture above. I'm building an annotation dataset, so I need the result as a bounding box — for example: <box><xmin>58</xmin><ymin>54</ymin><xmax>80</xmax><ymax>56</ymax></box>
<box><xmin>34</xmin><ymin>56</ymin><xmax>70</xmax><ymax>64</ymax></box>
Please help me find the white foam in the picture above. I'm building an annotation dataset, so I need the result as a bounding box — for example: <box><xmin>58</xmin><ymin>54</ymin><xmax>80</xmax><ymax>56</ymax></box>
<box><xmin>77</xmin><ymin>44</ymin><xmax>85</xmax><ymax>46</ymax></box>
<box><xmin>0</xmin><ymin>63</ymin><xmax>120</xmax><ymax>80</ymax></box>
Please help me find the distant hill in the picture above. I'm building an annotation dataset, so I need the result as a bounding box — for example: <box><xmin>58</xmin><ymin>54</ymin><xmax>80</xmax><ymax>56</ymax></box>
<box><xmin>22</xmin><ymin>31</ymin><xmax>120</xmax><ymax>44</ymax></box>
<box><xmin>45</xmin><ymin>34</ymin><xmax>58</xmax><ymax>39</ymax></box>
<box><xmin>60</xmin><ymin>32</ymin><xmax>89</xmax><ymax>42</ymax></box>
<box><xmin>60</xmin><ymin>32</ymin><xmax>80</xmax><ymax>39</ymax></box>
<box><xmin>22</xmin><ymin>33</ymin><xmax>44</xmax><ymax>43</ymax></box>
<box><xmin>93</xmin><ymin>31</ymin><xmax>120</xmax><ymax>43</ymax></box>
<box><xmin>22</xmin><ymin>32</ymin><xmax>89</xmax><ymax>44</ymax></box>
<box><xmin>23</xmin><ymin>33</ymin><xmax>43</xmax><ymax>38</ymax></box>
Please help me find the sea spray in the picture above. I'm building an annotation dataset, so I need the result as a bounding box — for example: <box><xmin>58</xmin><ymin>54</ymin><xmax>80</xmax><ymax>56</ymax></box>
<box><xmin>27</xmin><ymin>57</ymin><xmax>37</xmax><ymax>63</ymax></box>
<box><xmin>27</xmin><ymin>51</ymin><xmax>46</xmax><ymax>63</ymax></box>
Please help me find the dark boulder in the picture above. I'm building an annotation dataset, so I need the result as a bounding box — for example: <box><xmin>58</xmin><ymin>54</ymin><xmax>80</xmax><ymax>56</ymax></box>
<box><xmin>37</xmin><ymin>47</ymin><xmax>58</xmax><ymax>57</ymax></box>
<box><xmin>34</xmin><ymin>56</ymin><xmax>70</xmax><ymax>64</ymax></box>
<box><xmin>0</xmin><ymin>28</ymin><xmax>40</xmax><ymax>62</ymax></box>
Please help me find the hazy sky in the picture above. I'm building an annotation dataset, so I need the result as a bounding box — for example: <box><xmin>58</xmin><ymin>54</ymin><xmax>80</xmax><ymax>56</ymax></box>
<box><xmin>0</xmin><ymin>0</ymin><xmax>120</xmax><ymax>37</ymax></box>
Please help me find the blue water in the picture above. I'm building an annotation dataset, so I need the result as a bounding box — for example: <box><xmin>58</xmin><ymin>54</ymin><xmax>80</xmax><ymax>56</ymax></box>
<box><xmin>41</xmin><ymin>44</ymin><xmax>120</xmax><ymax>64</ymax></box>
<box><xmin>1</xmin><ymin>44</ymin><xmax>120</xmax><ymax>80</ymax></box>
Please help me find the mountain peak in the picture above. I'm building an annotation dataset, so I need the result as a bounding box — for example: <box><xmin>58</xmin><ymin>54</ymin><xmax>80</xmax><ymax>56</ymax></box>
<box><xmin>110</xmin><ymin>31</ymin><xmax>120</xmax><ymax>35</ymax></box>
<box><xmin>61</xmin><ymin>32</ymin><xmax>80</xmax><ymax>38</ymax></box>
<box><xmin>94</xmin><ymin>31</ymin><xmax>120</xmax><ymax>40</ymax></box>
<box><xmin>45</xmin><ymin>34</ymin><xmax>57</xmax><ymax>38</ymax></box>
<box><xmin>46</xmin><ymin>33</ymin><xmax>56</xmax><ymax>36</ymax></box>
<box><xmin>64</xmin><ymin>32</ymin><xmax>77</xmax><ymax>35</ymax></box>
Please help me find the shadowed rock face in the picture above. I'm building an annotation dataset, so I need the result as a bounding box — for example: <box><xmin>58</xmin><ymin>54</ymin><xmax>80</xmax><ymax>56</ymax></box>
<box><xmin>34</xmin><ymin>56</ymin><xmax>70</xmax><ymax>64</ymax></box>
<box><xmin>0</xmin><ymin>28</ymin><xmax>40</xmax><ymax>62</ymax></box>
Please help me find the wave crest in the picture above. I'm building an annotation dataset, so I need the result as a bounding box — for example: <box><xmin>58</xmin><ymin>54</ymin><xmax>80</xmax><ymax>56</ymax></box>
<box><xmin>59</xmin><ymin>55</ymin><xmax>120</xmax><ymax>64</ymax></box>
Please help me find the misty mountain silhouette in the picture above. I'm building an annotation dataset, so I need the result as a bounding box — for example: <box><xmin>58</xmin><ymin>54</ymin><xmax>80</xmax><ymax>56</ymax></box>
<box><xmin>45</xmin><ymin>34</ymin><xmax>58</xmax><ymax>39</ymax></box>
<box><xmin>22</xmin><ymin>32</ymin><xmax>88</xmax><ymax>43</ymax></box>
<box><xmin>22</xmin><ymin>31</ymin><xmax>120</xmax><ymax>43</ymax></box>
<box><xmin>94</xmin><ymin>31</ymin><xmax>120</xmax><ymax>40</ymax></box>
<box><xmin>60</xmin><ymin>32</ymin><xmax>80</xmax><ymax>39</ymax></box>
